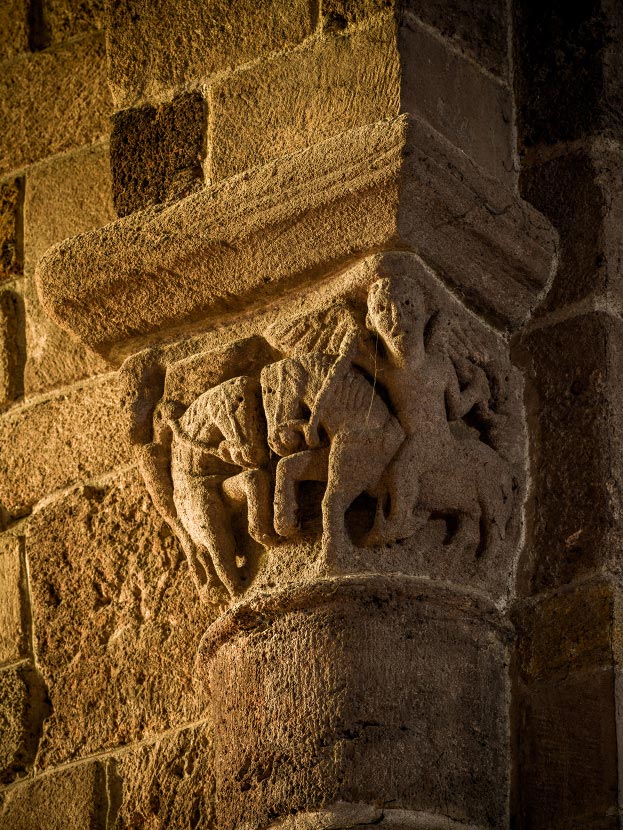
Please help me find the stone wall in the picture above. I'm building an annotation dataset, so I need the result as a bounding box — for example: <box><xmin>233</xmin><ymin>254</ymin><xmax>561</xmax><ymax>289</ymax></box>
<box><xmin>0</xmin><ymin>2</ymin><xmax>620</xmax><ymax>829</ymax></box>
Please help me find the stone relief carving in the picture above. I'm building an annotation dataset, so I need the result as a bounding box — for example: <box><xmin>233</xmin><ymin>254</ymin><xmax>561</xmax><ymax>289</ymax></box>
<box><xmin>132</xmin><ymin>266</ymin><xmax>523</xmax><ymax>604</ymax></box>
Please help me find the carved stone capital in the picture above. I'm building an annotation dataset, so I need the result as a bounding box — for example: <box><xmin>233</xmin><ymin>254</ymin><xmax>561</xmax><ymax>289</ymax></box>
<box><xmin>33</xmin><ymin>115</ymin><xmax>557</xmax><ymax>829</ymax></box>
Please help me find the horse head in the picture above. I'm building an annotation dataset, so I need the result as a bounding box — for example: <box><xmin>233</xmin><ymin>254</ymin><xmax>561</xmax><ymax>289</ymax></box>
<box><xmin>261</xmin><ymin>358</ymin><xmax>310</xmax><ymax>457</ymax></box>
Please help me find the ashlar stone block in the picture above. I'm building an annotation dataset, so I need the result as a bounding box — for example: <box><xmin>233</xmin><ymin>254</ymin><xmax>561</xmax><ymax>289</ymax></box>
<box><xmin>110</xmin><ymin>722</ymin><xmax>215</xmax><ymax>829</ymax></box>
<box><xmin>208</xmin><ymin>12</ymin><xmax>400</xmax><ymax>182</ymax></box>
<box><xmin>22</xmin><ymin>144</ymin><xmax>114</xmax><ymax>394</ymax></box>
<box><xmin>0</xmin><ymin>179</ymin><xmax>22</xmax><ymax>283</ymax></box>
<box><xmin>517</xmin><ymin>311</ymin><xmax>623</xmax><ymax>593</ymax></box>
<box><xmin>0</xmin><ymin>536</ymin><xmax>26</xmax><ymax>666</ymax></box>
<box><xmin>0</xmin><ymin>664</ymin><xmax>48</xmax><ymax>784</ymax></box>
<box><xmin>36</xmin><ymin>115</ymin><xmax>557</xmax><ymax>361</ymax></box>
<box><xmin>0</xmin><ymin>0</ymin><xmax>28</xmax><ymax>62</ymax></box>
<box><xmin>520</xmin><ymin>142</ymin><xmax>623</xmax><ymax>313</ymax></box>
<box><xmin>0</xmin><ymin>34</ymin><xmax>111</xmax><ymax>177</ymax></box>
<box><xmin>0</xmin><ymin>759</ymin><xmax>107</xmax><ymax>830</ymax></box>
<box><xmin>110</xmin><ymin>92</ymin><xmax>206</xmax><ymax>217</ymax></box>
<box><xmin>106</xmin><ymin>0</ymin><xmax>315</xmax><ymax>108</ymax></box>
<box><xmin>0</xmin><ymin>373</ymin><xmax>132</xmax><ymax>517</ymax></box>
<box><xmin>0</xmin><ymin>289</ymin><xmax>22</xmax><ymax>407</ymax></box>
<box><xmin>26</xmin><ymin>468</ymin><xmax>214</xmax><ymax>769</ymax></box>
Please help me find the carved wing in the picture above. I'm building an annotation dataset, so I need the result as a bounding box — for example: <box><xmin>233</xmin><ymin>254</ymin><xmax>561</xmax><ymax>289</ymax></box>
<box><xmin>265</xmin><ymin>302</ymin><xmax>364</xmax><ymax>357</ymax></box>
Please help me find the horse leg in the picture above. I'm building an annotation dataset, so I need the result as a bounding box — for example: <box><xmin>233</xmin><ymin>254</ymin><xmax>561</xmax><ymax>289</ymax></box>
<box><xmin>274</xmin><ymin>448</ymin><xmax>329</xmax><ymax>537</ymax></box>
<box><xmin>321</xmin><ymin>425</ymin><xmax>402</xmax><ymax>562</ymax></box>
<box><xmin>174</xmin><ymin>479</ymin><xmax>243</xmax><ymax>598</ymax></box>
<box><xmin>222</xmin><ymin>469</ymin><xmax>278</xmax><ymax>547</ymax></box>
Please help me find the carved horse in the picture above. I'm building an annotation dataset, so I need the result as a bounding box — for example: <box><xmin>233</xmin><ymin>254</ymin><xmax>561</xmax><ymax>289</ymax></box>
<box><xmin>260</xmin><ymin>351</ymin><xmax>404</xmax><ymax>561</ymax></box>
<box><xmin>169</xmin><ymin>375</ymin><xmax>275</xmax><ymax>598</ymax></box>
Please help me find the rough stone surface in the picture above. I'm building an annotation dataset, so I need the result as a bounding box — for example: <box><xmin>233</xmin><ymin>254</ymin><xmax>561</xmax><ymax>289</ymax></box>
<box><xmin>111</xmin><ymin>723</ymin><xmax>215</xmax><ymax>829</ymax></box>
<box><xmin>0</xmin><ymin>536</ymin><xmax>26</xmax><ymax>666</ymax></box>
<box><xmin>0</xmin><ymin>760</ymin><xmax>107</xmax><ymax>829</ymax></box>
<box><xmin>111</xmin><ymin>93</ymin><xmax>206</xmax><ymax>217</ymax></box>
<box><xmin>0</xmin><ymin>290</ymin><xmax>22</xmax><ymax>407</ymax></box>
<box><xmin>22</xmin><ymin>144</ymin><xmax>114</xmax><ymax>394</ymax></box>
<box><xmin>515</xmin><ymin>580</ymin><xmax>621</xmax><ymax>683</ymax></box>
<box><xmin>0</xmin><ymin>0</ymin><xmax>29</xmax><ymax>61</ymax></box>
<box><xmin>208</xmin><ymin>13</ymin><xmax>400</xmax><ymax>182</ymax></box>
<box><xmin>405</xmin><ymin>0</ymin><xmax>509</xmax><ymax>78</ymax></box>
<box><xmin>43</xmin><ymin>0</ymin><xmax>105</xmax><ymax>45</ymax></box>
<box><xmin>0</xmin><ymin>179</ymin><xmax>22</xmax><ymax>283</ymax></box>
<box><xmin>23</xmin><ymin>144</ymin><xmax>115</xmax><ymax>277</ymax></box>
<box><xmin>204</xmin><ymin>579</ymin><xmax>511</xmax><ymax>830</ymax></box>
<box><xmin>400</xmin><ymin>15</ymin><xmax>514</xmax><ymax>183</ymax></box>
<box><xmin>36</xmin><ymin>116</ymin><xmax>557</xmax><ymax>361</ymax></box>
<box><xmin>517</xmin><ymin>669</ymin><xmax>619</xmax><ymax>830</ymax></box>
<box><xmin>0</xmin><ymin>664</ymin><xmax>48</xmax><ymax>784</ymax></box>
<box><xmin>127</xmin><ymin>252</ymin><xmax>526</xmax><ymax>606</ymax></box>
<box><xmin>26</xmin><ymin>468</ymin><xmax>214</xmax><ymax>768</ymax></box>
<box><xmin>0</xmin><ymin>374</ymin><xmax>132</xmax><ymax>517</ymax></box>
<box><xmin>106</xmin><ymin>0</ymin><xmax>315</xmax><ymax>107</ymax></box>
<box><xmin>520</xmin><ymin>144</ymin><xmax>623</xmax><ymax>313</ymax></box>
<box><xmin>518</xmin><ymin>312</ymin><xmax>623</xmax><ymax>593</ymax></box>
<box><xmin>321</xmin><ymin>0</ymin><xmax>394</xmax><ymax>30</ymax></box>
<box><xmin>516</xmin><ymin>1</ymin><xmax>623</xmax><ymax>147</ymax></box>
<box><xmin>0</xmin><ymin>34</ymin><xmax>112</xmax><ymax>177</ymax></box>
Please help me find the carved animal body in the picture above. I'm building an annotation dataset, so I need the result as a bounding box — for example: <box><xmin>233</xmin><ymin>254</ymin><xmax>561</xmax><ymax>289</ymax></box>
<box><xmin>261</xmin><ymin>351</ymin><xmax>404</xmax><ymax>562</ymax></box>
<box><xmin>170</xmin><ymin>375</ymin><xmax>275</xmax><ymax>598</ymax></box>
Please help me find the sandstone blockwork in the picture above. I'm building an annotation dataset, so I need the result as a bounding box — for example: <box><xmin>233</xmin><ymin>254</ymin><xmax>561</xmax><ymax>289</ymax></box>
<box><xmin>1</xmin><ymin>2</ymin><xmax>621</xmax><ymax>829</ymax></box>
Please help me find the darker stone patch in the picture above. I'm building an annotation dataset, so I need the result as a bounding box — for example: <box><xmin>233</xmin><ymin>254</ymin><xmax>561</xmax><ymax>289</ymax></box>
<box><xmin>515</xmin><ymin>0</ymin><xmax>623</xmax><ymax>147</ymax></box>
<box><xmin>405</xmin><ymin>0</ymin><xmax>509</xmax><ymax>77</ymax></box>
<box><xmin>0</xmin><ymin>663</ymin><xmax>51</xmax><ymax>785</ymax></box>
<box><xmin>0</xmin><ymin>179</ymin><xmax>23</xmax><ymax>282</ymax></box>
<box><xmin>520</xmin><ymin>150</ymin><xmax>607</xmax><ymax>311</ymax></box>
<box><xmin>517</xmin><ymin>312</ymin><xmax>623</xmax><ymax>593</ymax></box>
<box><xmin>321</xmin><ymin>0</ymin><xmax>394</xmax><ymax>31</ymax></box>
<box><xmin>0</xmin><ymin>289</ymin><xmax>25</xmax><ymax>406</ymax></box>
<box><xmin>110</xmin><ymin>92</ymin><xmax>206</xmax><ymax>218</ymax></box>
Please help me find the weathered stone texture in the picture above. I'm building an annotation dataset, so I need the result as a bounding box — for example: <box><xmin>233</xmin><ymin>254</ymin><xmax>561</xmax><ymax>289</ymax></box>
<box><xmin>36</xmin><ymin>118</ymin><xmax>557</xmax><ymax>361</ymax></box>
<box><xmin>23</xmin><ymin>144</ymin><xmax>115</xmax><ymax>277</ymax></box>
<box><xmin>516</xmin><ymin>581</ymin><xmax>620</xmax><ymax>683</ymax></box>
<box><xmin>321</xmin><ymin>0</ymin><xmax>393</xmax><ymax>30</ymax></box>
<box><xmin>0</xmin><ymin>760</ymin><xmax>107</xmax><ymax>830</ymax></box>
<box><xmin>0</xmin><ymin>374</ymin><xmax>131</xmax><ymax>517</ymax></box>
<box><xmin>0</xmin><ymin>664</ymin><xmax>48</xmax><ymax>784</ymax></box>
<box><xmin>400</xmin><ymin>16</ymin><xmax>514</xmax><ymax>183</ymax></box>
<box><xmin>106</xmin><ymin>0</ymin><xmax>315</xmax><ymax>107</ymax></box>
<box><xmin>0</xmin><ymin>0</ymin><xmax>28</xmax><ymax>62</ymax></box>
<box><xmin>405</xmin><ymin>0</ymin><xmax>509</xmax><ymax>78</ymax></box>
<box><xmin>0</xmin><ymin>290</ymin><xmax>22</xmax><ymax>407</ymax></box>
<box><xmin>0</xmin><ymin>34</ymin><xmax>111</xmax><ymax>176</ymax></box>
<box><xmin>111</xmin><ymin>723</ymin><xmax>215</xmax><ymax>829</ymax></box>
<box><xmin>208</xmin><ymin>13</ymin><xmax>400</xmax><ymax>182</ymax></box>
<box><xmin>520</xmin><ymin>145</ymin><xmax>623</xmax><ymax>313</ymax></box>
<box><xmin>111</xmin><ymin>93</ymin><xmax>206</xmax><ymax>217</ymax></box>
<box><xmin>0</xmin><ymin>179</ymin><xmax>22</xmax><ymax>283</ymax></box>
<box><xmin>27</xmin><ymin>468</ymin><xmax>214</xmax><ymax>768</ymax></box>
<box><xmin>22</xmin><ymin>144</ymin><xmax>113</xmax><ymax>394</ymax></box>
<box><xmin>518</xmin><ymin>669</ymin><xmax>619</xmax><ymax>830</ymax></box>
<box><xmin>515</xmin><ymin>1</ymin><xmax>623</xmax><ymax>147</ymax></box>
<box><xmin>519</xmin><ymin>313</ymin><xmax>623</xmax><ymax>592</ymax></box>
<box><xmin>43</xmin><ymin>0</ymin><xmax>105</xmax><ymax>45</ymax></box>
<box><xmin>0</xmin><ymin>536</ymin><xmax>26</xmax><ymax>666</ymax></box>
<box><xmin>204</xmin><ymin>580</ymin><xmax>511</xmax><ymax>830</ymax></box>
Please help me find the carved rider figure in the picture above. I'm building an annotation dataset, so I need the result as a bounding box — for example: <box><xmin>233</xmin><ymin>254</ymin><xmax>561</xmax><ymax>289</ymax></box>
<box><xmin>364</xmin><ymin>275</ymin><xmax>513</xmax><ymax>554</ymax></box>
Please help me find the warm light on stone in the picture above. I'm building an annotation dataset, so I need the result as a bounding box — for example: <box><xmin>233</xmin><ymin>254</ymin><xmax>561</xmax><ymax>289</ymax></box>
<box><xmin>1</xmin><ymin>2</ymin><xmax>621</xmax><ymax>828</ymax></box>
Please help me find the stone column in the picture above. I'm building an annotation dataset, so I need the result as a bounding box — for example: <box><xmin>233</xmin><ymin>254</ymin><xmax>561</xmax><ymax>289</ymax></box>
<box><xmin>36</xmin><ymin>64</ymin><xmax>557</xmax><ymax>825</ymax></box>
